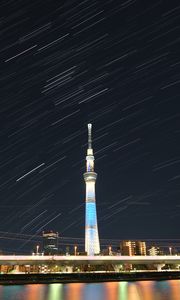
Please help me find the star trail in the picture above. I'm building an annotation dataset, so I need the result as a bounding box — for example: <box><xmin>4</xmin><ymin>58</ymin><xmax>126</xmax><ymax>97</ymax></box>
<box><xmin>0</xmin><ymin>0</ymin><xmax>180</xmax><ymax>253</ymax></box>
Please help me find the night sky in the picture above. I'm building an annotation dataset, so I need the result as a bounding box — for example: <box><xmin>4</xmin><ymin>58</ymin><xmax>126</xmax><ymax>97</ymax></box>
<box><xmin>0</xmin><ymin>0</ymin><xmax>180</xmax><ymax>253</ymax></box>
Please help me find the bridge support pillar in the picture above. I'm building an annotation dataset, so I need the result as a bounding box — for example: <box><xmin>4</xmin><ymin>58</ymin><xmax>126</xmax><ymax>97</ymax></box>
<box><xmin>156</xmin><ymin>264</ymin><xmax>165</xmax><ymax>271</ymax></box>
<box><xmin>113</xmin><ymin>265</ymin><xmax>123</xmax><ymax>272</ymax></box>
<box><xmin>61</xmin><ymin>266</ymin><xmax>73</xmax><ymax>273</ymax></box>
<box><xmin>12</xmin><ymin>265</ymin><xmax>20</xmax><ymax>273</ymax></box>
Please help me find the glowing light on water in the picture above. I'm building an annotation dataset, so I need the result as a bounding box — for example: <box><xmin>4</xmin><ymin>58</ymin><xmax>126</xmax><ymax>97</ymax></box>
<box><xmin>66</xmin><ymin>283</ymin><xmax>83</xmax><ymax>300</ymax></box>
<box><xmin>48</xmin><ymin>284</ymin><xmax>63</xmax><ymax>300</ymax></box>
<box><xmin>118</xmin><ymin>282</ymin><xmax>128</xmax><ymax>300</ymax></box>
<box><xmin>26</xmin><ymin>285</ymin><xmax>46</xmax><ymax>300</ymax></box>
<box><xmin>137</xmin><ymin>281</ymin><xmax>154</xmax><ymax>300</ymax></box>
<box><xmin>128</xmin><ymin>283</ymin><xmax>141</xmax><ymax>300</ymax></box>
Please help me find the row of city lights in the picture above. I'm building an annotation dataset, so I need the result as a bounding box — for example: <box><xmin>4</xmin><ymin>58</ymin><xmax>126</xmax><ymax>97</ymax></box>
<box><xmin>32</xmin><ymin>244</ymin><xmax>174</xmax><ymax>256</ymax></box>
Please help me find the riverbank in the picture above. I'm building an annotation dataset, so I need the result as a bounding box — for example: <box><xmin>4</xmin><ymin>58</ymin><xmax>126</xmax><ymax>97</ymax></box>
<box><xmin>0</xmin><ymin>271</ymin><xmax>180</xmax><ymax>285</ymax></box>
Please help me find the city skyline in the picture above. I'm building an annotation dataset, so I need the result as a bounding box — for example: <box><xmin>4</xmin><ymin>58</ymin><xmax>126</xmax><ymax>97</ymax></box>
<box><xmin>0</xmin><ymin>1</ymin><xmax>180</xmax><ymax>253</ymax></box>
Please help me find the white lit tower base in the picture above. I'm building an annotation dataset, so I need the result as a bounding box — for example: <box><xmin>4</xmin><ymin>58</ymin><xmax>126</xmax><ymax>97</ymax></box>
<box><xmin>84</xmin><ymin>124</ymin><xmax>100</xmax><ymax>256</ymax></box>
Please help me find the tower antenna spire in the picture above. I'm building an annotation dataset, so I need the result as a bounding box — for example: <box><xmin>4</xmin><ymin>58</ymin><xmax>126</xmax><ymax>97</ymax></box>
<box><xmin>88</xmin><ymin>123</ymin><xmax>92</xmax><ymax>149</ymax></box>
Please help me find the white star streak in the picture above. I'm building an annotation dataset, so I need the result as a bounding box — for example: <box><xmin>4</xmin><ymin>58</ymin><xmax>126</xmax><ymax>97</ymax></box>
<box><xmin>78</xmin><ymin>88</ymin><xmax>108</xmax><ymax>104</ymax></box>
<box><xmin>36</xmin><ymin>212</ymin><xmax>62</xmax><ymax>233</ymax></box>
<box><xmin>16</xmin><ymin>163</ymin><xmax>45</xmax><ymax>182</ymax></box>
<box><xmin>5</xmin><ymin>45</ymin><xmax>37</xmax><ymax>62</ymax></box>
<box><xmin>51</xmin><ymin>109</ymin><xmax>80</xmax><ymax>125</ymax></box>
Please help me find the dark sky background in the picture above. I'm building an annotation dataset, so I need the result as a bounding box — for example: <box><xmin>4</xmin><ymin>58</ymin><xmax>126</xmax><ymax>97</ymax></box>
<box><xmin>0</xmin><ymin>0</ymin><xmax>180</xmax><ymax>253</ymax></box>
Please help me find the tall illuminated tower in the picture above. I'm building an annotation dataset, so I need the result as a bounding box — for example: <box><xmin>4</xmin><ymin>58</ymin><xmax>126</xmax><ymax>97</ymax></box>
<box><xmin>84</xmin><ymin>124</ymin><xmax>100</xmax><ymax>255</ymax></box>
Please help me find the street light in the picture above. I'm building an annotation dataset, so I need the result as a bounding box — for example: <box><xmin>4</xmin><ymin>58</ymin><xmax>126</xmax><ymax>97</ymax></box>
<box><xmin>74</xmin><ymin>245</ymin><xmax>77</xmax><ymax>256</ymax></box>
<box><xmin>169</xmin><ymin>247</ymin><xmax>172</xmax><ymax>256</ymax></box>
<box><xmin>108</xmin><ymin>246</ymin><xmax>112</xmax><ymax>256</ymax></box>
<box><xmin>36</xmin><ymin>245</ymin><xmax>40</xmax><ymax>255</ymax></box>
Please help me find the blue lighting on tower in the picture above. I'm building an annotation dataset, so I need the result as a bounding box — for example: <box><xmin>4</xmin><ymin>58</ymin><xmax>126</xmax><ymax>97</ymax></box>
<box><xmin>86</xmin><ymin>203</ymin><xmax>97</xmax><ymax>227</ymax></box>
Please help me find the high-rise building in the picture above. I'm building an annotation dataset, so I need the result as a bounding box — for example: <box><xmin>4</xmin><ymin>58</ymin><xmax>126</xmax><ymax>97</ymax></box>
<box><xmin>121</xmin><ymin>240</ymin><xmax>136</xmax><ymax>256</ymax></box>
<box><xmin>148</xmin><ymin>246</ymin><xmax>162</xmax><ymax>256</ymax></box>
<box><xmin>121</xmin><ymin>240</ymin><xmax>146</xmax><ymax>256</ymax></box>
<box><xmin>42</xmin><ymin>231</ymin><xmax>58</xmax><ymax>255</ymax></box>
<box><xmin>135</xmin><ymin>241</ymin><xmax>147</xmax><ymax>256</ymax></box>
<box><xmin>84</xmin><ymin>124</ymin><xmax>100</xmax><ymax>256</ymax></box>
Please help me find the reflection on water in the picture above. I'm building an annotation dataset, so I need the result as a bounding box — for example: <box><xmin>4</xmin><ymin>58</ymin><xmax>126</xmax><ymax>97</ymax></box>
<box><xmin>169</xmin><ymin>280</ymin><xmax>180</xmax><ymax>300</ymax></box>
<box><xmin>138</xmin><ymin>281</ymin><xmax>154</xmax><ymax>300</ymax></box>
<box><xmin>155</xmin><ymin>281</ymin><xmax>171</xmax><ymax>300</ymax></box>
<box><xmin>1</xmin><ymin>280</ymin><xmax>180</xmax><ymax>300</ymax></box>
<box><xmin>65</xmin><ymin>283</ymin><xmax>83</xmax><ymax>300</ymax></box>
<box><xmin>48</xmin><ymin>284</ymin><xmax>63</xmax><ymax>300</ymax></box>
<box><xmin>118</xmin><ymin>282</ymin><xmax>128</xmax><ymax>300</ymax></box>
<box><xmin>105</xmin><ymin>282</ymin><xmax>118</xmax><ymax>300</ymax></box>
<box><xmin>26</xmin><ymin>284</ymin><xmax>46</xmax><ymax>300</ymax></box>
<box><xmin>82</xmin><ymin>282</ymin><xmax>105</xmax><ymax>300</ymax></box>
<box><xmin>128</xmin><ymin>283</ymin><xmax>142</xmax><ymax>300</ymax></box>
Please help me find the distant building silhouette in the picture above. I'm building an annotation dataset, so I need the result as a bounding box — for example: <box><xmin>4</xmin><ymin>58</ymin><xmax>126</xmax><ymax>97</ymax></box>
<box><xmin>135</xmin><ymin>241</ymin><xmax>147</xmax><ymax>256</ymax></box>
<box><xmin>120</xmin><ymin>240</ymin><xmax>146</xmax><ymax>256</ymax></box>
<box><xmin>148</xmin><ymin>246</ymin><xmax>163</xmax><ymax>256</ymax></box>
<box><xmin>42</xmin><ymin>231</ymin><xmax>58</xmax><ymax>255</ymax></box>
<box><xmin>121</xmin><ymin>240</ymin><xmax>136</xmax><ymax>256</ymax></box>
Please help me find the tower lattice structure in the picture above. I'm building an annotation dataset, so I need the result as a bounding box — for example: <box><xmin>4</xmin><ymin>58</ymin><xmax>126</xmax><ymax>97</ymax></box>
<box><xmin>84</xmin><ymin>124</ymin><xmax>100</xmax><ymax>255</ymax></box>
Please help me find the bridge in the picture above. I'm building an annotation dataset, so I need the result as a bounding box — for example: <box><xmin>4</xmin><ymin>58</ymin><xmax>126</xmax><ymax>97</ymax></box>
<box><xmin>1</xmin><ymin>255</ymin><xmax>180</xmax><ymax>266</ymax></box>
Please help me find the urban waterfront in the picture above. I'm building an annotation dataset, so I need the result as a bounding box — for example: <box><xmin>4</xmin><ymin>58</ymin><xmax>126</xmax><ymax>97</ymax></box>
<box><xmin>0</xmin><ymin>280</ymin><xmax>180</xmax><ymax>300</ymax></box>
<box><xmin>1</xmin><ymin>3</ymin><xmax>180</xmax><ymax>299</ymax></box>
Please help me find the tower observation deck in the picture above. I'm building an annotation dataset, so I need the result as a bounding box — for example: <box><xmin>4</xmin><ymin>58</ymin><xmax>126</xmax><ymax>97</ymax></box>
<box><xmin>84</xmin><ymin>124</ymin><xmax>100</xmax><ymax>255</ymax></box>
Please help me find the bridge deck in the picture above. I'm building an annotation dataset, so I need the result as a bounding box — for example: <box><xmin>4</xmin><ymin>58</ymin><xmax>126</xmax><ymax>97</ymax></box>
<box><xmin>0</xmin><ymin>255</ymin><xmax>180</xmax><ymax>265</ymax></box>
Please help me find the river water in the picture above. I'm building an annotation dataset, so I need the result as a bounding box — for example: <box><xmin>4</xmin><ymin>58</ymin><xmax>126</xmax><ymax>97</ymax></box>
<box><xmin>0</xmin><ymin>280</ymin><xmax>180</xmax><ymax>300</ymax></box>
